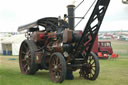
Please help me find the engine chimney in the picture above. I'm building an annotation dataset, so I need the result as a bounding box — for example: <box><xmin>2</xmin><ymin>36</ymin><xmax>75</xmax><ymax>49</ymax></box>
<box><xmin>67</xmin><ymin>5</ymin><xmax>75</xmax><ymax>30</ymax></box>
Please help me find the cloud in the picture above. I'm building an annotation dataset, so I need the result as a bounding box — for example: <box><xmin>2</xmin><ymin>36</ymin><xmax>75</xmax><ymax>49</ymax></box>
<box><xmin>0</xmin><ymin>0</ymin><xmax>128</xmax><ymax>32</ymax></box>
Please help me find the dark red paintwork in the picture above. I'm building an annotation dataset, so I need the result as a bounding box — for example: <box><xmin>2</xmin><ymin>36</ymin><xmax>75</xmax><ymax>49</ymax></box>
<box><xmin>91</xmin><ymin>36</ymin><xmax>113</xmax><ymax>58</ymax></box>
<box><xmin>92</xmin><ymin>36</ymin><xmax>98</xmax><ymax>53</ymax></box>
<box><xmin>98</xmin><ymin>41</ymin><xmax>113</xmax><ymax>55</ymax></box>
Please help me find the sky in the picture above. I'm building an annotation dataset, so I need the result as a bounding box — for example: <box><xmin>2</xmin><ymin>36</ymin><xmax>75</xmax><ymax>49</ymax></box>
<box><xmin>0</xmin><ymin>0</ymin><xmax>128</xmax><ymax>32</ymax></box>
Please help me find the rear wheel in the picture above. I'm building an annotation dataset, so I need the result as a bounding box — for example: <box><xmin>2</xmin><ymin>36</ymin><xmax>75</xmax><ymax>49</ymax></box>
<box><xmin>49</xmin><ymin>52</ymin><xmax>66</xmax><ymax>83</ymax></box>
<box><xmin>19</xmin><ymin>40</ymin><xmax>38</xmax><ymax>75</ymax></box>
<box><xmin>80</xmin><ymin>52</ymin><xmax>100</xmax><ymax>80</ymax></box>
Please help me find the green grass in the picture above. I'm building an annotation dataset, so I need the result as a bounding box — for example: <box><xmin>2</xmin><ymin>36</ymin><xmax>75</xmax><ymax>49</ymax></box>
<box><xmin>0</xmin><ymin>56</ymin><xmax>128</xmax><ymax>85</ymax></box>
<box><xmin>110</xmin><ymin>40</ymin><xmax>128</xmax><ymax>56</ymax></box>
<box><xmin>0</xmin><ymin>40</ymin><xmax>128</xmax><ymax>85</ymax></box>
<box><xmin>111</xmin><ymin>40</ymin><xmax>128</xmax><ymax>49</ymax></box>
<box><xmin>111</xmin><ymin>40</ymin><xmax>128</xmax><ymax>50</ymax></box>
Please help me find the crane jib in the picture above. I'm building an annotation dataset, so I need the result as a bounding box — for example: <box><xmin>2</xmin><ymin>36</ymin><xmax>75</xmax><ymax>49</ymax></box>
<box><xmin>74</xmin><ymin>0</ymin><xmax>110</xmax><ymax>59</ymax></box>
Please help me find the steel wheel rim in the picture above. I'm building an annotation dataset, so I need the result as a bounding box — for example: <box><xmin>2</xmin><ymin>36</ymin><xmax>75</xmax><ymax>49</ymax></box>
<box><xmin>19</xmin><ymin>43</ymin><xmax>31</xmax><ymax>74</ymax></box>
<box><xmin>49</xmin><ymin>55</ymin><xmax>62</xmax><ymax>82</ymax></box>
<box><xmin>84</xmin><ymin>55</ymin><xmax>96</xmax><ymax>79</ymax></box>
<box><xmin>80</xmin><ymin>52</ymin><xmax>99</xmax><ymax>80</ymax></box>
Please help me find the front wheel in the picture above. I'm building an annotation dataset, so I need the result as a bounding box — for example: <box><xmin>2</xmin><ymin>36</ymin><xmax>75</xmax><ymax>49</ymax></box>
<box><xmin>49</xmin><ymin>52</ymin><xmax>67</xmax><ymax>83</ymax></box>
<box><xmin>19</xmin><ymin>40</ymin><xmax>38</xmax><ymax>75</ymax></box>
<box><xmin>80</xmin><ymin>52</ymin><xmax>100</xmax><ymax>80</ymax></box>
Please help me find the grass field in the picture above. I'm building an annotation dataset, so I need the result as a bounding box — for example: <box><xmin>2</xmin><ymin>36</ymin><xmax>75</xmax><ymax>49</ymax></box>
<box><xmin>0</xmin><ymin>40</ymin><xmax>128</xmax><ymax>85</ymax></box>
<box><xmin>111</xmin><ymin>40</ymin><xmax>128</xmax><ymax>50</ymax></box>
<box><xmin>111</xmin><ymin>40</ymin><xmax>128</xmax><ymax>56</ymax></box>
<box><xmin>0</xmin><ymin>55</ymin><xmax>128</xmax><ymax>85</ymax></box>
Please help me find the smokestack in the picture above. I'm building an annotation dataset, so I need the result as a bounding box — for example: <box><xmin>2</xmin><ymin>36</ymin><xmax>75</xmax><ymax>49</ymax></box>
<box><xmin>67</xmin><ymin>5</ymin><xmax>75</xmax><ymax>30</ymax></box>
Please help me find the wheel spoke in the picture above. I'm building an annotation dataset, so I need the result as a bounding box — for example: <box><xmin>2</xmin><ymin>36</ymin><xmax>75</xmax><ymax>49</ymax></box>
<box><xmin>57</xmin><ymin>64</ymin><xmax>61</xmax><ymax>68</ymax></box>
<box><xmin>23</xmin><ymin>64</ymin><xmax>29</xmax><ymax>73</ymax></box>
<box><xmin>24</xmin><ymin>64</ymin><xmax>28</xmax><ymax>69</ymax></box>
<box><xmin>90</xmin><ymin>73</ymin><xmax>94</xmax><ymax>78</ymax></box>
<box><xmin>56</xmin><ymin>72</ymin><xmax>60</xmax><ymax>79</ymax></box>
<box><xmin>49</xmin><ymin>53</ymin><xmax>66</xmax><ymax>83</ymax></box>
<box><xmin>56</xmin><ymin>57</ymin><xmax>59</xmax><ymax>65</ymax></box>
<box><xmin>91</xmin><ymin>70</ymin><xmax>95</xmax><ymax>75</ymax></box>
<box><xmin>19</xmin><ymin>40</ymin><xmax>38</xmax><ymax>75</ymax></box>
<box><xmin>89</xmin><ymin>57</ymin><xmax>92</xmax><ymax>61</ymax></box>
<box><xmin>21</xmin><ymin>51</ymin><xmax>26</xmax><ymax>55</ymax></box>
<box><xmin>22</xmin><ymin>59</ymin><xmax>26</xmax><ymax>62</ymax></box>
<box><xmin>53</xmin><ymin>56</ymin><xmax>56</xmax><ymax>65</ymax></box>
<box><xmin>25</xmin><ymin>67</ymin><xmax>28</xmax><ymax>73</ymax></box>
<box><xmin>91</xmin><ymin>68</ymin><xmax>95</xmax><ymax>73</ymax></box>
<box><xmin>92</xmin><ymin>65</ymin><xmax>96</xmax><ymax>67</ymax></box>
<box><xmin>80</xmin><ymin>52</ymin><xmax>99</xmax><ymax>80</ymax></box>
<box><xmin>88</xmin><ymin>56</ymin><xmax>93</xmax><ymax>64</ymax></box>
<box><xmin>91</xmin><ymin>61</ymin><xmax>95</xmax><ymax>65</ymax></box>
<box><xmin>28</xmin><ymin>51</ymin><xmax>31</xmax><ymax>57</ymax></box>
<box><xmin>57</xmin><ymin>67</ymin><xmax>62</xmax><ymax>73</ymax></box>
<box><xmin>27</xmin><ymin>57</ymin><xmax>31</xmax><ymax>65</ymax></box>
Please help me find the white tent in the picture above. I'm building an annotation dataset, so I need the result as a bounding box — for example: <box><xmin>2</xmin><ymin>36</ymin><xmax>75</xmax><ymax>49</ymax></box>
<box><xmin>0</xmin><ymin>40</ymin><xmax>2</xmax><ymax>54</ymax></box>
<box><xmin>0</xmin><ymin>36</ymin><xmax>8</xmax><ymax>54</ymax></box>
<box><xmin>1</xmin><ymin>34</ymin><xmax>26</xmax><ymax>55</ymax></box>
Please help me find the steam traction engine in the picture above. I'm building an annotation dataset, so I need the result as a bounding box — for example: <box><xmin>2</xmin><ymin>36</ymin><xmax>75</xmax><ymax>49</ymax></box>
<box><xmin>18</xmin><ymin>0</ymin><xmax>110</xmax><ymax>83</ymax></box>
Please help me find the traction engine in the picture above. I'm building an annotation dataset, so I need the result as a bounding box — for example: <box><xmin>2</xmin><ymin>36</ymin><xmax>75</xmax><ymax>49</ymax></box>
<box><xmin>18</xmin><ymin>0</ymin><xmax>110</xmax><ymax>83</ymax></box>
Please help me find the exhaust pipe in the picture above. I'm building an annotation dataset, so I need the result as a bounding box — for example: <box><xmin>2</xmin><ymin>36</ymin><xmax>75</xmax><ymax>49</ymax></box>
<box><xmin>67</xmin><ymin>5</ymin><xmax>75</xmax><ymax>30</ymax></box>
